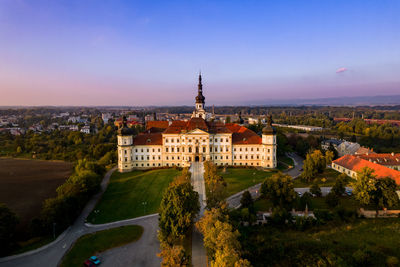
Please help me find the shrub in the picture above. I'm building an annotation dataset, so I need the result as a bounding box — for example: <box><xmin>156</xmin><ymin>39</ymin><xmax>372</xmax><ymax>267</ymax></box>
<box><xmin>325</xmin><ymin>192</ymin><xmax>339</xmax><ymax>208</ymax></box>
<box><xmin>310</xmin><ymin>181</ymin><xmax>322</xmax><ymax>197</ymax></box>
<box><xmin>313</xmin><ymin>209</ymin><xmax>333</xmax><ymax>224</ymax></box>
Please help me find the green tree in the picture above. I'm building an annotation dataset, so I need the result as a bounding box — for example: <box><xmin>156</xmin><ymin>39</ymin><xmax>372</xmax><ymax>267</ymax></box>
<box><xmin>351</xmin><ymin>167</ymin><xmax>377</xmax><ymax>206</ymax></box>
<box><xmin>260</xmin><ymin>172</ymin><xmax>296</xmax><ymax>209</ymax></box>
<box><xmin>158</xmin><ymin>180</ymin><xmax>200</xmax><ymax>244</ymax></box>
<box><xmin>371</xmin><ymin>178</ymin><xmax>399</xmax><ymax>216</ymax></box>
<box><xmin>331</xmin><ymin>173</ymin><xmax>347</xmax><ymax>196</ymax></box>
<box><xmin>325</xmin><ymin>192</ymin><xmax>339</xmax><ymax>208</ymax></box>
<box><xmin>240</xmin><ymin>191</ymin><xmax>254</xmax><ymax>210</ymax></box>
<box><xmin>310</xmin><ymin>181</ymin><xmax>322</xmax><ymax>197</ymax></box>
<box><xmin>0</xmin><ymin>203</ymin><xmax>19</xmax><ymax>256</ymax></box>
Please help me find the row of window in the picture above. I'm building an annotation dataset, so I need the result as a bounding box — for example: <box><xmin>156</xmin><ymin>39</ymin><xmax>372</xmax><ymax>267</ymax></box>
<box><xmin>165</xmin><ymin>137</ymin><xmax>230</xmax><ymax>143</ymax></box>
<box><xmin>123</xmin><ymin>161</ymin><xmax>273</xmax><ymax>169</ymax></box>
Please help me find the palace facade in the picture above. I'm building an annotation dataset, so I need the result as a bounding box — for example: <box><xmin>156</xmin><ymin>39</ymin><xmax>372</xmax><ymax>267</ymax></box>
<box><xmin>117</xmin><ymin>74</ymin><xmax>277</xmax><ymax>172</ymax></box>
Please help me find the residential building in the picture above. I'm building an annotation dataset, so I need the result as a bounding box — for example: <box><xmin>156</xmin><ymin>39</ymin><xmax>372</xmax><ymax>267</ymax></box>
<box><xmin>332</xmin><ymin>155</ymin><xmax>400</xmax><ymax>185</ymax></box>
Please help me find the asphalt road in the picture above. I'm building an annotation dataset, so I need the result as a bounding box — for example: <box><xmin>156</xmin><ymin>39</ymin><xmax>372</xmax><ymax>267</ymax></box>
<box><xmin>189</xmin><ymin>162</ymin><xmax>208</xmax><ymax>267</ymax></box>
<box><xmin>0</xmin><ymin>167</ymin><xmax>160</xmax><ymax>267</ymax></box>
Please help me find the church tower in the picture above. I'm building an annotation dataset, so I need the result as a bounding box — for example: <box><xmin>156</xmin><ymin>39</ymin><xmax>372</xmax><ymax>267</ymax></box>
<box><xmin>192</xmin><ymin>73</ymin><xmax>206</xmax><ymax>119</ymax></box>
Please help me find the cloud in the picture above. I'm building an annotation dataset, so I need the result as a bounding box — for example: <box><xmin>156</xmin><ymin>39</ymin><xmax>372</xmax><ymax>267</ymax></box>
<box><xmin>336</xmin><ymin>67</ymin><xmax>347</xmax><ymax>73</ymax></box>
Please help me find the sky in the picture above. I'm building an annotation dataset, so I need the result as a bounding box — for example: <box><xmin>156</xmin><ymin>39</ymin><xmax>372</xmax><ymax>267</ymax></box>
<box><xmin>0</xmin><ymin>0</ymin><xmax>399</xmax><ymax>106</ymax></box>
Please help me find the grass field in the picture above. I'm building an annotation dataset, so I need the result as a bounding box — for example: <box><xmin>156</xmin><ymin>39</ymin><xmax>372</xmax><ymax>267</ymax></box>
<box><xmin>219</xmin><ymin>167</ymin><xmax>277</xmax><ymax>197</ymax></box>
<box><xmin>87</xmin><ymin>168</ymin><xmax>180</xmax><ymax>224</ymax></box>
<box><xmin>277</xmin><ymin>155</ymin><xmax>294</xmax><ymax>171</ymax></box>
<box><xmin>60</xmin><ymin>225</ymin><xmax>143</xmax><ymax>267</ymax></box>
<box><xmin>292</xmin><ymin>168</ymin><xmax>343</xmax><ymax>187</ymax></box>
<box><xmin>240</xmin><ymin>219</ymin><xmax>400</xmax><ymax>266</ymax></box>
<box><xmin>0</xmin><ymin>158</ymin><xmax>73</xmax><ymax>229</ymax></box>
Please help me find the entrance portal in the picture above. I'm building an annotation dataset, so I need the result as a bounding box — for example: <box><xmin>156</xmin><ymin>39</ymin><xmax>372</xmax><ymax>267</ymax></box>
<box><xmin>195</xmin><ymin>156</ymin><xmax>200</xmax><ymax>162</ymax></box>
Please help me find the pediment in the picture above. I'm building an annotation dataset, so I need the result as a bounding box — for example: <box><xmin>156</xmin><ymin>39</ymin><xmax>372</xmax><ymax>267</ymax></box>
<box><xmin>187</xmin><ymin>128</ymin><xmax>209</xmax><ymax>135</ymax></box>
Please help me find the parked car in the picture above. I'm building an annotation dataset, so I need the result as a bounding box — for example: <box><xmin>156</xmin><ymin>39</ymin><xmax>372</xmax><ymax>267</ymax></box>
<box><xmin>84</xmin><ymin>256</ymin><xmax>101</xmax><ymax>266</ymax></box>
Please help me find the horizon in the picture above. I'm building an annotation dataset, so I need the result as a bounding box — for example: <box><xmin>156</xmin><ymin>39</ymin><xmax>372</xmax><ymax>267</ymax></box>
<box><xmin>1</xmin><ymin>0</ymin><xmax>399</xmax><ymax>106</ymax></box>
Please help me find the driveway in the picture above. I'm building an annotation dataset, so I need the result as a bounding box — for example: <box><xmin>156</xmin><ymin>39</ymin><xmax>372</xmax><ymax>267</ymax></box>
<box><xmin>189</xmin><ymin>162</ymin><xmax>208</xmax><ymax>267</ymax></box>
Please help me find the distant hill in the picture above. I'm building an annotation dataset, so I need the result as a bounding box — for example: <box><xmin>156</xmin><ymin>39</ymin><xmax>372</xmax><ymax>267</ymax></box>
<box><xmin>246</xmin><ymin>95</ymin><xmax>400</xmax><ymax>106</ymax></box>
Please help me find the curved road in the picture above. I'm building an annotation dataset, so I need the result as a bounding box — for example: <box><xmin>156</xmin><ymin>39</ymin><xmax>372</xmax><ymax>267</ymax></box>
<box><xmin>0</xmin><ymin>167</ymin><xmax>160</xmax><ymax>267</ymax></box>
<box><xmin>226</xmin><ymin>152</ymin><xmax>304</xmax><ymax>208</ymax></box>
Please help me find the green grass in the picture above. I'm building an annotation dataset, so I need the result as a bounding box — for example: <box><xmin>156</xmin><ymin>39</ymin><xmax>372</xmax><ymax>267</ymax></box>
<box><xmin>277</xmin><ymin>155</ymin><xmax>294</xmax><ymax>171</ymax></box>
<box><xmin>60</xmin><ymin>225</ymin><xmax>143</xmax><ymax>267</ymax></box>
<box><xmin>292</xmin><ymin>168</ymin><xmax>343</xmax><ymax>187</ymax></box>
<box><xmin>240</xmin><ymin>219</ymin><xmax>400</xmax><ymax>266</ymax></box>
<box><xmin>219</xmin><ymin>168</ymin><xmax>277</xmax><ymax>197</ymax></box>
<box><xmin>87</xmin><ymin>168</ymin><xmax>180</xmax><ymax>224</ymax></box>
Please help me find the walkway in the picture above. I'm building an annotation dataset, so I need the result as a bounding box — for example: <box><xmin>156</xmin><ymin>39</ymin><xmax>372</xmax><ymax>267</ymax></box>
<box><xmin>189</xmin><ymin>162</ymin><xmax>208</xmax><ymax>267</ymax></box>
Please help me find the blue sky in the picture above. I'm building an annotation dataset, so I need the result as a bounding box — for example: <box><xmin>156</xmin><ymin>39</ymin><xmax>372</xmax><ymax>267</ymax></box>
<box><xmin>0</xmin><ymin>0</ymin><xmax>399</xmax><ymax>105</ymax></box>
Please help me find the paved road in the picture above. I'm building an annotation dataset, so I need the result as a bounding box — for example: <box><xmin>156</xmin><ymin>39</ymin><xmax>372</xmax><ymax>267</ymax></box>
<box><xmin>0</xmin><ymin>167</ymin><xmax>160</xmax><ymax>267</ymax></box>
<box><xmin>227</xmin><ymin>152</ymin><xmax>305</xmax><ymax>208</ymax></box>
<box><xmin>93</xmin><ymin>214</ymin><xmax>160</xmax><ymax>267</ymax></box>
<box><xmin>189</xmin><ymin>162</ymin><xmax>208</xmax><ymax>267</ymax></box>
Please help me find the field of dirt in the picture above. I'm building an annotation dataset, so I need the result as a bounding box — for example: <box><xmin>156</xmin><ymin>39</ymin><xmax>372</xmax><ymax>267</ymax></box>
<box><xmin>0</xmin><ymin>158</ymin><xmax>73</xmax><ymax>230</ymax></box>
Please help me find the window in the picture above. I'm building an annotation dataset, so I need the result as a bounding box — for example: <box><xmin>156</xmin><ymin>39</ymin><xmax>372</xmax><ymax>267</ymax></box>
<box><xmin>141</xmin><ymin>149</ymin><xmax>143</xmax><ymax>152</ymax></box>
<box><xmin>124</xmin><ymin>150</ymin><xmax>127</xmax><ymax>154</ymax></box>
<box><xmin>171</xmin><ymin>138</ymin><xmax>174</xmax><ymax>142</ymax></box>
<box><xmin>240</xmin><ymin>148</ymin><xmax>242</xmax><ymax>152</ymax></box>
<box><xmin>166</xmin><ymin>138</ymin><xmax>168</xmax><ymax>143</ymax></box>
<box><xmin>136</xmin><ymin>156</ymin><xmax>138</xmax><ymax>160</ymax></box>
<box><xmin>147</xmin><ymin>156</ymin><xmax>149</xmax><ymax>160</ymax></box>
<box><xmin>172</xmin><ymin>156</ymin><xmax>174</xmax><ymax>160</ymax></box>
<box><xmin>226</xmin><ymin>138</ymin><xmax>228</xmax><ymax>142</ymax></box>
<box><xmin>152</xmin><ymin>148</ymin><xmax>155</xmax><ymax>152</ymax></box>
<box><xmin>153</xmin><ymin>156</ymin><xmax>155</xmax><ymax>160</ymax></box>
<box><xmin>189</xmin><ymin>147</ymin><xmax>192</xmax><ymax>153</ymax></box>
<box><xmin>226</xmin><ymin>156</ymin><xmax>228</xmax><ymax>159</ymax></box>
<box><xmin>166</xmin><ymin>156</ymin><xmax>169</xmax><ymax>160</ymax></box>
<box><xmin>166</xmin><ymin>147</ymin><xmax>169</xmax><ymax>152</ymax></box>
<box><xmin>257</xmin><ymin>148</ymin><xmax>259</xmax><ymax>151</ymax></box>
<box><xmin>135</xmin><ymin>149</ymin><xmax>138</xmax><ymax>152</ymax></box>
<box><xmin>158</xmin><ymin>148</ymin><xmax>161</xmax><ymax>152</ymax></box>
<box><xmin>215</xmin><ymin>156</ymin><xmax>217</xmax><ymax>159</ymax></box>
<box><xmin>268</xmin><ymin>149</ymin><xmax>270</xmax><ymax>153</ymax></box>
<box><xmin>141</xmin><ymin>156</ymin><xmax>144</xmax><ymax>160</ymax></box>
<box><xmin>177</xmin><ymin>147</ymin><xmax>179</xmax><ymax>152</ymax></box>
<box><xmin>203</xmin><ymin>147</ymin><xmax>206</xmax><ymax>153</ymax></box>
<box><xmin>171</xmin><ymin>147</ymin><xmax>174</xmax><ymax>152</ymax></box>
<box><xmin>125</xmin><ymin>158</ymin><xmax>127</xmax><ymax>162</ymax></box>
<box><xmin>251</xmin><ymin>148</ymin><xmax>253</xmax><ymax>151</ymax></box>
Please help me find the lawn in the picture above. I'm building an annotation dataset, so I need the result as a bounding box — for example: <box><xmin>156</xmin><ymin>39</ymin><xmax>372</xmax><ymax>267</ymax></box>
<box><xmin>60</xmin><ymin>225</ymin><xmax>143</xmax><ymax>267</ymax></box>
<box><xmin>87</xmin><ymin>168</ymin><xmax>180</xmax><ymax>224</ymax></box>
<box><xmin>277</xmin><ymin>155</ymin><xmax>294</xmax><ymax>171</ymax></box>
<box><xmin>219</xmin><ymin>167</ymin><xmax>277</xmax><ymax>197</ymax></box>
<box><xmin>240</xmin><ymin>219</ymin><xmax>400</xmax><ymax>266</ymax></box>
<box><xmin>292</xmin><ymin>168</ymin><xmax>343</xmax><ymax>187</ymax></box>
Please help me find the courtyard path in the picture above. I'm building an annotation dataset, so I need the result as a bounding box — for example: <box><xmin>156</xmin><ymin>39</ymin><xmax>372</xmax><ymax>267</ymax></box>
<box><xmin>189</xmin><ymin>162</ymin><xmax>208</xmax><ymax>267</ymax></box>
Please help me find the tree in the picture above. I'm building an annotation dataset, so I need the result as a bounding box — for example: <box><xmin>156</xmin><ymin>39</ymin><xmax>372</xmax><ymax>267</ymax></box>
<box><xmin>325</xmin><ymin>150</ymin><xmax>334</xmax><ymax>165</ymax></box>
<box><xmin>331</xmin><ymin>173</ymin><xmax>347</xmax><ymax>196</ymax></box>
<box><xmin>240</xmin><ymin>191</ymin><xmax>253</xmax><ymax>210</ymax></box>
<box><xmin>300</xmin><ymin>150</ymin><xmax>326</xmax><ymax>182</ymax></box>
<box><xmin>325</xmin><ymin>192</ymin><xmax>339</xmax><ymax>208</ymax></box>
<box><xmin>0</xmin><ymin>203</ymin><xmax>19</xmax><ymax>256</ymax></box>
<box><xmin>310</xmin><ymin>181</ymin><xmax>322</xmax><ymax>197</ymax></box>
<box><xmin>158</xmin><ymin>180</ymin><xmax>200</xmax><ymax>244</ymax></box>
<box><xmin>351</xmin><ymin>167</ymin><xmax>377</xmax><ymax>206</ymax></box>
<box><xmin>158</xmin><ymin>243</ymin><xmax>190</xmax><ymax>267</ymax></box>
<box><xmin>260</xmin><ymin>172</ymin><xmax>296</xmax><ymax>209</ymax></box>
<box><xmin>371</xmin><ymin>178</ymin><xmax>399</xmax><ymax>215</ymax></box>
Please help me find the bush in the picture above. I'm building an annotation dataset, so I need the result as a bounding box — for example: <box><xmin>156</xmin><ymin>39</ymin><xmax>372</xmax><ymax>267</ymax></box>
<box><xmin>314</xmin><ymin>209</ymin><xmax>333</xmax><ymax>224</ymax></box>
<box><xmin>325</xmin><ymin>192</ymin><xmax>339</xmax><ymax>208</ymax></box>
<box><xmin>0</xmin><ymin>203</ymin><xmax>19</xmax><ymax>256</ymax></box>
<box><xmin>293</xmin><ymin>216</ymin><xmax>316</xmax><ymax>231</ymax></box>
<box><xmin>298</xmin><ymin>192</ymin><xmax>313</xmax><ymax>210</ymax></box>
<box><xmin>333</xmin><ymin>206</ymin><xmax>358</xmax><ymax>222</ymax></box>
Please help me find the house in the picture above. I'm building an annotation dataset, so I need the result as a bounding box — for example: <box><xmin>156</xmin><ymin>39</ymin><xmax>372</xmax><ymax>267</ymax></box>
<box><xmin>321</xmin><ymin>139</ymin><xmax>343</xmax><ymax>151</ymax></box>
<box><xmin>80</xmin><ymin>125</ymin><xmax>91</xmax><ymax>134</ymax></box>
<box><xmin>332</xmin><ymin>155</ymin><xmax>400</xmax><ymax>185</ymax></box>
<box><xmin>337</xmin><ymin>141</ymin><xmax>360</xmax><ymax>157</ymax></box>
<box><xmin>356</xmin><ymin>153</ymin><xmax>400</xmax><ymax>171</ymax></box>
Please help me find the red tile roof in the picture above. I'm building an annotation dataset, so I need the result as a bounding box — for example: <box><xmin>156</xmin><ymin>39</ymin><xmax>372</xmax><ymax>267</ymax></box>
<box><xmin>333</xmin><ymin>155</ymin><xmax>400</xmax><ymax>185</ymax></box>
<box><xmin>226</xmin><ymin>123</ymin><xmax>262</xmax><ymax>145</ymax></box>
<box><xmin>133</xmin><ymin>133</ymin><xmax>162</xmax><ymax>145</ymax></box>
<box><xmin>357</xmin><ymin>153</ymin><xmax>400</xmax><ymax>166</ymax></box>
<box><xmin>146</xmin><ymin>121</ymin><xmax>169</xmax><ymax>131</ymax></box>
<box><xmin>136</xmin><ymin>118</ymin><xmax>262</xmax><ymax>145</ymax></box>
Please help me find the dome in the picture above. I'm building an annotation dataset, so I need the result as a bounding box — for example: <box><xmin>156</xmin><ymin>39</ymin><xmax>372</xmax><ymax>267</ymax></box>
<box><xmin>118</xmin><ymin>116</ymin><xmax>134</xmax><ymax>136</ymax></box>
<box><xmin>262</xmin><ymin>115</ymin><xmax>276</xmax><ymax>135</ymax></box>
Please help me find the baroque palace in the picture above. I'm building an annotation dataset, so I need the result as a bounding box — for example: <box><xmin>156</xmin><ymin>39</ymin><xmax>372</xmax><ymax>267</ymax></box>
<box><xmin>117</xmin><ymin>74</ymin><xmax>277</xmax><ymax>172</ymax></box>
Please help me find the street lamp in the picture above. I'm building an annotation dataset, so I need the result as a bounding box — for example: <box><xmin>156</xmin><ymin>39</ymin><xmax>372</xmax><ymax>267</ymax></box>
<box><xmin>142</xmin><ymin>201</ymin><xmax>147</xmax><ymax>214</ymax></box>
